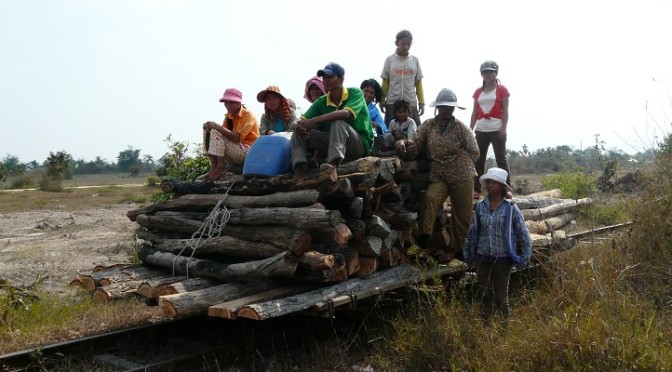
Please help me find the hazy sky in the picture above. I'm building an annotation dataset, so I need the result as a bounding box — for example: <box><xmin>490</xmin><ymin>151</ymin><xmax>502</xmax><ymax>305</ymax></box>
<box><xmin>2</xmin><ymin>0</ymin><xmax>671</xmax><ymax>164</ymax></box>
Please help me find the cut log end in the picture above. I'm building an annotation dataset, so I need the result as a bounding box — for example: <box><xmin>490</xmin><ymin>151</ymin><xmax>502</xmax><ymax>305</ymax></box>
<box><xmin>159</xmin><ymin>299</ymin><xmax>178</xmax><ymax>317</ymax></box>
<box><xmin>91</xmin><ymin>289</ymin><xmax>110</xmax><ymax>303</ymax></box>
<box><xmin>236</xmin><ymin>307</ymin><xmax>263</xmax><ymax>320</ymax></box>
<box><xmin>80</xmin><ymin>277</ymin><xmax>96</xmax><ymax>291</ymax></box>
<box><xmin>136</xmin><ymin>283</ymin><xmax>153</xmax><ymax>298</ymax></box>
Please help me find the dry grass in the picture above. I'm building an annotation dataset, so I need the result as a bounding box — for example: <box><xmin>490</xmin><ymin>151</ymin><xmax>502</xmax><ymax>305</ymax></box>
<box><xmin>0</xmin><ymin>290</ymin><xmax>163</xmax><ymax>354</ymax></box>
<box><xmin>333</xmin><ymin>238</ymin><xmax>672</xmax><ymax>371</ymax></box>
<box><xmin>257</xmin><ymin>171</ymin><xmax>668</xmax><ymax>370</ymax></box>
<box><xmin>0</xmin><ymin>184</ymin><xmax>156</xmax><ymax>214</ymax></box>
<box><xmin>61</xmin><ymin>173</ymin><xmax>151</xmax><ymax>187</ymax></box>
<box><xmin>356</xmin><ymin>165</ymin><xmax>671</xmax><ymax>370</ymax></box>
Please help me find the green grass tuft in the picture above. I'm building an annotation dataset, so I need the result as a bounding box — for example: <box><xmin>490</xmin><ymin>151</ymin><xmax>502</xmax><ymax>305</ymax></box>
<box><xmin>541</xmin><ymin>172</ymin><xmax>596</xmax><ymax>199</ymax></box>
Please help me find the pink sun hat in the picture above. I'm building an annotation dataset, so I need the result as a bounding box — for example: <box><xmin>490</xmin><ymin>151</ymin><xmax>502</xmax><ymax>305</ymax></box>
<box><xmin>219</xmin><ymin>88</ymin><xmax>243</xmax><ymax>103</ymax></box>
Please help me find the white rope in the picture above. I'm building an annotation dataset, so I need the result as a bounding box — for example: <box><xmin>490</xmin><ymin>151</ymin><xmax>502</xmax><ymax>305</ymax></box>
<box><xmin>172</xmin><ymin>181</ymin><xmax>236</xmax><ymax>278</ymax></box>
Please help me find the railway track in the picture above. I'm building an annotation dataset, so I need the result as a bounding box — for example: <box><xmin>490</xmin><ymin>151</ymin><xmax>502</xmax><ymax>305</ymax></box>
<box><xmin>1</xmin><ymin>265</ymin><xmax>543</xmax><ymax>371</ymax></box>
<box><xmin>0</xmin><ymin>293</ymin><xmax>408</xmax><ymax>371</ymax></box>
<box><xmin>0</xmin><ymin>317</ymin><xmax>231</xmax><ymax>371</ymax></box>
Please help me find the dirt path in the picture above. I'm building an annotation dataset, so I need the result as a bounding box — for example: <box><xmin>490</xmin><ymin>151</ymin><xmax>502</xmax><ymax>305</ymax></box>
<box><xmin>1</xmin><ymin>184</ymin><xmax>145</xmax><ymax>193</ymax></box>
<box><xmin>0</xmin><ymin>204</ymin><xmax>139</xmax><ymax>294</ymax></box>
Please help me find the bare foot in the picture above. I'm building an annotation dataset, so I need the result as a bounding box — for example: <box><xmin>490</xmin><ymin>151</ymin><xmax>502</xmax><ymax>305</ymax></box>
<box><xmin>206</xmin><ymin>168</ymin><xmax>226</xmax><ymax>181</ymax></box>
<box><xmin>293</xmin><ymin>163</ymin><xmax>307</xmax><ymax>178</ymax></box>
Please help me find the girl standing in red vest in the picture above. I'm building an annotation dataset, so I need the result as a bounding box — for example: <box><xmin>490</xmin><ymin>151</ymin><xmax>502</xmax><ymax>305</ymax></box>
<box><xmin>470</xmin><ymin>60</ymin><xmax>511</xmax><ymax>196</ymax></box>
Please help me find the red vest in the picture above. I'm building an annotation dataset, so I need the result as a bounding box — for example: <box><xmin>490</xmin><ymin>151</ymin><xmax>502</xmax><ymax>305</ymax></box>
<box><xmin>473</xmin><ymin>85</ymin><xmax>508</xmax><ymax>120</ymax></box>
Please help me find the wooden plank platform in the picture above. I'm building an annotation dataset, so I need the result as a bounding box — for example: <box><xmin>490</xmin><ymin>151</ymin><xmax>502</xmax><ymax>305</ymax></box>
<box><xmin>211</xmin><ymin>261</ymin><xmax>467</xmax><ymax>320</ymax></box>
<box><xmin>76</xmin><ymin>260</ymin><xmax>468</xmax><ymax>320</ymax></box>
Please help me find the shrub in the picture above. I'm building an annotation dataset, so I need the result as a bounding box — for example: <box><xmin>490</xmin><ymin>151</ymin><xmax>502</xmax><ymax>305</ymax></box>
<box><xmin>150</xmin><ymin>191</ymin><xmax>173</xmax><ymax>203</ymax></box>
<box><xmin>146</xmin><ymin>175</ymin><xmax>160</xmax><ymax>187</ymax></box>
<box><xmin>596</xmin><ymin>159</ymin><xmax>618</xmax><ymax>192</ymax></box>
<box><xmin>43</xmin><ymin>151</ymin><xmax>72</xmax><ymax>181</ymax></box>
<box><xmin>38</xmin><ymin>175</ymin><xmax>64</xmax><ymax>192</ymax></box>
<box><xmin>541</xmin><ymin>171</ymin><xmax>596</xmax><ymax>199</ymax></box>
<box><xmin>624</xmin><ymin>151</ymin><xmax>672</xmax><ymax>301</ymax></box>
<box><xmin>128</xmin><ymin>164</ymin><xmax>142</xmax><ymax>176</ymax></box>
<box><xmin>118</xmin><ymin>192</ymin><xmax>148</xmax><ymax>204</ymax></box>
<box><xmin>513</xmin><ymin>179</ymin><xmax>531</xmax><ymax>195</ymax></box>
<box><xmin>167</xmin><ymin>156</ymin><xmax>209</xmax><ymax>181</ymax></box>
<box><xmin>152</xmin><ymin>136</ymin><xmax>210</xmax><ymax>201</ymax></box>
<box><xmin>156</xmin><ymin>135</ymin><xmax>209</xmax><ymax>182</ymax></box>
<box><xmin>10</xmin><ymin>173</ymin><xmax>36</xmax><ymax>189</ymax></box>
<box><xmin>579</xmin><ymin>197</ymin><xmax>630</xmax><ymax>226</ymax></box>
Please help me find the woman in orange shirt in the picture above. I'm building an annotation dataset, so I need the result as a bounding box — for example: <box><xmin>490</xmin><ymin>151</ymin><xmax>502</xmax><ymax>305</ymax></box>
<box><xmin>202</xmin><ymin>88</ymin><xmax>259</xmax><ymax>181</ymax></box>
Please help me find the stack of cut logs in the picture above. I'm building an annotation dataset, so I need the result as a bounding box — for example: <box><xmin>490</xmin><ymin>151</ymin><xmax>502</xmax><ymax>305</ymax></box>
<box><xmin>70</xmin><ymin>157</ymin><xmax>593</xmax><ymax>318</ymax></box>
<box><xmin>511</xmin><ymin>189</ymin><xmax>590</xmax><ymax>260</ymax></box>
<box><xmin>126</xmin><ymin>157</ymin><xmax>591</xmax><ymax>284</ymax></box>
<box><xmin>127</xmin><ymin>156</ymin><xmax>434</xmax><ymax>285</ymax></box>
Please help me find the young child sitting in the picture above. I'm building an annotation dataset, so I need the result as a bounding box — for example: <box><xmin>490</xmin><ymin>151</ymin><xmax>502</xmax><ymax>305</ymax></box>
<box><xmin>381</xmin><ymin>100</ymin><xmax>417</xmax><ymax>157</ymax></box>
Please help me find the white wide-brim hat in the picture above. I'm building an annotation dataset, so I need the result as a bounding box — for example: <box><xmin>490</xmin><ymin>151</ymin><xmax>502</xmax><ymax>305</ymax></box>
<box><xmin>479</xmin><ymin>167</ymin><xmax>512</xmax><ymax>193</ymax></box>
<box><xmin>429</xmin><ymin>88</ymin><xmax>465</xmax><ymax>110</ymax></box>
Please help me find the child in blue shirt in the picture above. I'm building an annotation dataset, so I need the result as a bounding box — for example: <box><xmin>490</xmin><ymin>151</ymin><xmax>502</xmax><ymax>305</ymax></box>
<box><xmin>360</xmin><ymin>79</ymin><xmax>388</xmax><ymax>136</ymax></box>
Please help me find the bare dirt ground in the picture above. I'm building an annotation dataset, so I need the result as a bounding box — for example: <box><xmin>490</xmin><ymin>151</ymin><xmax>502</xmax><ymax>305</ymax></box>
<box><xmin>0</xmin><ymin>203</ymin><xmax>140</xmax><ymax>294</ymax></box>
<box><xmin>0</xmin><ymin>176</ymin><xmax>153</xmax><ymax>296</ymax></box>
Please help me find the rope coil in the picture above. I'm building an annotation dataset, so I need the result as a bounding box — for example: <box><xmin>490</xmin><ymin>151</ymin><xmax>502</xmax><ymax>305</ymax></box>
<box><xmin>172</xmin><ymin>181</ymin><xmax>236</xmax><ymax>278</ymax></box>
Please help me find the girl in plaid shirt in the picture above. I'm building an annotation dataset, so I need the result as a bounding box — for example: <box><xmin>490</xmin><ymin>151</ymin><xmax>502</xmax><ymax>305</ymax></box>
<box><xmin>463</xmin><ymin>167</ymin><xmax>532</xmax><ymax>320</ymax></box>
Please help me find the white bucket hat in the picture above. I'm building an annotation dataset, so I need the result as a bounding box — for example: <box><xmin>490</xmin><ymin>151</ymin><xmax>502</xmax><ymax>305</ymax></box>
<box><xmin>429</xmin><ymin>88</ymin><xmax>465</xmax><ymax>110</ymax></box>
<box><xmin>479</xmin><ymin>167</ymin><xmax>512</xmax><ymax>193</ymax></box>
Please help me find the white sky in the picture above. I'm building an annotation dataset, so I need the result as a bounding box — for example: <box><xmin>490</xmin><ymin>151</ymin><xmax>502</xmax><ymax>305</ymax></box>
<box><xmin>1</xmin><ymin>0</ymin><xmax>671</xmax><ymax>164</ymax></box>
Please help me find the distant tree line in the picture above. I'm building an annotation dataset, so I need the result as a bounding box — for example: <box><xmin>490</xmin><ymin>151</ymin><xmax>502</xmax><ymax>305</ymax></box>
<box><xmin>0</xmin><ymin>146</ymin><xmax>158</xmax><ymax>190</ymax></box>
<box><xmin>0</xmin><ymin>146</ymin><xmax>156</xmax><ymax>179</ymax></box>
<box><xmin>0</xmin><ymin>133</ymin><xmax>663</xmax><ymax>191</ymax></box>
<box><xmin>505</xmin><ymin>142</ymin><xmax>653</xmax><ymax>175</ymax></box>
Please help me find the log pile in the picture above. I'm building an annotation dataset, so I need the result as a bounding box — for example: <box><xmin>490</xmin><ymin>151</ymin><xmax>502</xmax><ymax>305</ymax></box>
<box><xmin>511</xmin><ymin>189</ymin><xmax>591</xmax><ymax>260</ymax></box>
<box><xmin>127</xmin><ymin>156</ymin><xmax>445</xmax><ymax>285</ymax></box>
<box><xmin>71</xmin><ymin>156</ymin><xmax>595</xmax><ymax>319</ymax></box>
<box><xmin>66</xmin><ymin>155</ymin><xmax>469</xmax><ymax>317</ymax></box>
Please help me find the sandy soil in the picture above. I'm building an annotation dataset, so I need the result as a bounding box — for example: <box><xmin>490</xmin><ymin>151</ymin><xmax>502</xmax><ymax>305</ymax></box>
<box><xmin>0</xmin><ymin>203</ymin><xmax>139</xmax><ymax>294</ymax></box>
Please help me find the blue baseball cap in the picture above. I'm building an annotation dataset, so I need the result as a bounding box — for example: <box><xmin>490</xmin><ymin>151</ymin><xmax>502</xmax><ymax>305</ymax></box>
<box><xmin>317</xmin><ymin>62</ymin><xmax>345</xmax><ymax>77</ymax></box>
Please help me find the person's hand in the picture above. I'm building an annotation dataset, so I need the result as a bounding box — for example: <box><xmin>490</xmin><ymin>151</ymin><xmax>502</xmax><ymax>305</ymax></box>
<box><xmin>295</xmin><ymin>125</ymin><xmax>309</xmax><ymax>139</ymax></box>
<box><xmin>418</xmin><ymin>103</ymin><xmax>425</xmax><ymax>116</ymax></box>
<box><xmin>498</xmin><ymin>127</ymin><xmax>507</xmax><ymax>139</ymax></box>
<box><xmin>203</xmin><ymin>121</ymin><xmax>217</xmax><ymax>131</ymax></box>
<box><xmin>266</xmin><ymin>129</ymin><xmax>276</xmax><ymax>135</ymax></box>
<box><xmin>395</xmin><ymin>141</ymin><xmax>406</xmax><ymax>157</ymax></box>
<box><xmin>380</xmin><ymin>103</ymin><xmax>386</xmax><ymax>113</ymax></box>
<box><xmin>295</xmin><ymin>119</ymin><xmax>315</xmax><ymax>139</ymax></box>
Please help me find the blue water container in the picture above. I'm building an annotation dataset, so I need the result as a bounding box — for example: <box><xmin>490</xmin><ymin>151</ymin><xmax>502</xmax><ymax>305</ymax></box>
<box><xmin>243</xmin><ymin>133</ymin><xmax>292</xmax><ymax>177</ymax></box>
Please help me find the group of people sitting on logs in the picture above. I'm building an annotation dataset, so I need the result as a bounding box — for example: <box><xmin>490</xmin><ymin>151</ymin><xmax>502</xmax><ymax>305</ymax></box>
<box><xmin>200</xmin><ymin>61</ymin><xmax>465</xmax><ymax>181</ymax></box>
